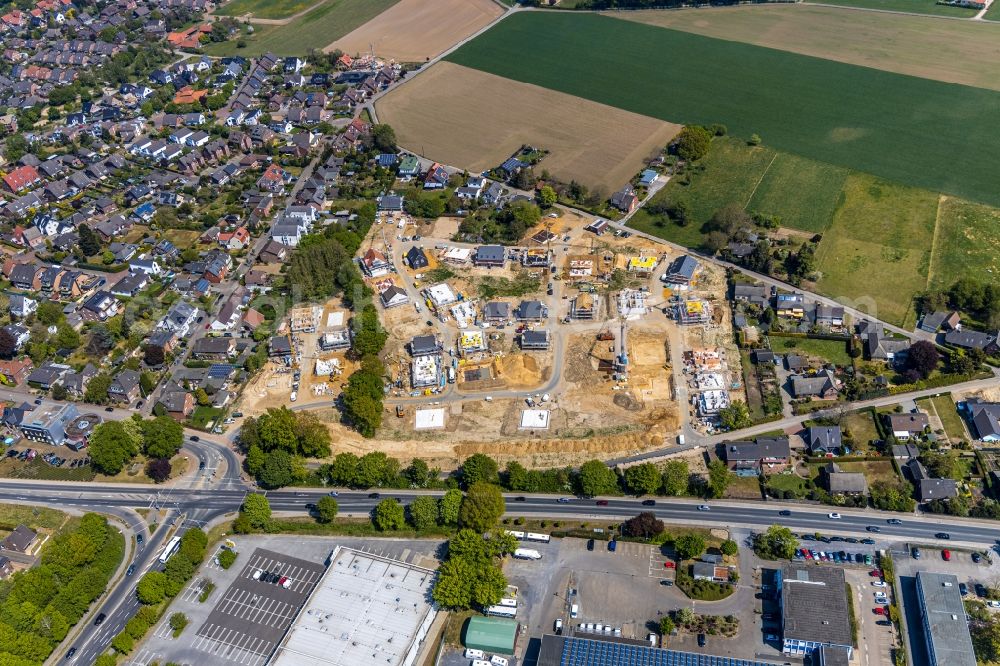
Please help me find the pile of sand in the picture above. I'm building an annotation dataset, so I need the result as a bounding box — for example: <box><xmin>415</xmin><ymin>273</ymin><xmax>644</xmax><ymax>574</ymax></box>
<box><xmin>496</xmin><ymin>353</ymin><xmax>544</xmax><ymax>388</ymax></box>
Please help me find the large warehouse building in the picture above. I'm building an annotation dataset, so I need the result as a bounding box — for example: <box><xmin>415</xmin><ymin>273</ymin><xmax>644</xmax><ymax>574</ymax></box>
<box><xmin>267</xmin><ymin>546</ymin><xmax>437</xmax><ymax>666</ymax></box>
<box><xmin>777</xmin><ymin>563</ymin><xmax>852</xmax><ymax>658</ymax></box>
<box><xmin>915</xmin><ymin>572</ymin><xmax>976</xmax><ymax>666</ymax></box>
<box><xmin>537</xmin><ymin>635</ymin><xmax>787</xmax><ymax>666</ymax></box>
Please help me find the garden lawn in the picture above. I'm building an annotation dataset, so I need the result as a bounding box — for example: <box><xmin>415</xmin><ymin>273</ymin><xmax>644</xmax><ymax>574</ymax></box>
<box><xmin>767</xmin><ymin>473</ymin><xmax>810</xmax><ymax>496</ymax></box>
<box><xmin>928</xmin><ymin>197</ymin><xmax>1000</xmax><ymax>291</ymax></box>
<box><xmin>813</xmin><ymin>173</ymin><xmax>937</xmax><ymax>327</ymax></box>
<box><xmin>213</xmin><ymin>0</ymin><xmax>316</xmax><ymax>19</ymax></box>
<box><xmin>920</xmin><ymin>395</ymin><xmax>969</xmax><ymax>442</ymax></box>
<box><xmin>770</xmin><ymin>336</ymin><xmax>852</xmax><ymax>367</ymax></box>
<box><xmin>836</xmin><ymin>460</ymin><xmax>899</xmax><ymax>485</ymax></box>
<box><xmin>203</xmin><ymin>0</ymin><xmax>399</xmax><ymax>56</ymax></box>
<box><xmin>802</xmin><ymin>0</ymin><xmax>976</xmax><ymax>17</ymax></box>
<box><xmin>0</xmin><ymin>503</ymin><xmax>66</xmax><ymax>530</ymax></box>
<box><xmin>842</xmin><ymin>410</ymin><xmax>880</xmax><ymax>450</ymax></box>
<box><xmin>190</xmin><ymin>406</ymin><xmax>224</xmax><ymax>429</ymax></box>
<box><xmin>447</xmin><ymin>11</ymin><xmax>1000</xmax><ymax>207</ymax></box>
<box><xmin>986</xmin><ymin>0</ymin><xmax>1000</xmax><ymax>19</ymax></box>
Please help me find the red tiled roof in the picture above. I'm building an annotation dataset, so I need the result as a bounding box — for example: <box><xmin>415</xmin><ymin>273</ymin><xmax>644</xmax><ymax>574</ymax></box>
<box><xmin>4</xmin><ymin>165</ymin><xmax>40</xmax><ymax>192</ymax></box>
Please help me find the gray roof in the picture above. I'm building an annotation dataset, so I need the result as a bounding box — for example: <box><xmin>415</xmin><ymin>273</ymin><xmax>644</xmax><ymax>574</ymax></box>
<box><xmin>791</xmin><ymin>370</ymin><xmax>837</xmax><ymax>398</ymax></box>
<box><xmin>724</xmin><ymin>437</ymin><xmax>790</xmax><ymax>463</ymax></box>
<box><xmin>892</xmin><ymin>444</ymin><xmax>919</xmax><ymax>459</ymax></box>
<box><xmin>780</xmin><ymin>564</ymin><xmax>852</xmax><ymax>649</ymax></box>
<box><xmin>0</xmin><ymin>524</ymin><xmax>36</xmax><ymax>552</ymax></box>
<box><xmin>807</xmin><ymin>426</ymin><xmax>842</xmax><ymax>453</ymax></box>
<box><xmin>944</xmin><ymin>329</ymin><xmax>997</xmax><ymax>351</ymax></box>
<box><xmin>483</xmin><ymin>301</ymin><xmax>510</xmax><ymax>320</ymax></box>
<box><xmin>666</xmin><ymin>255</ymin><xmax>698</xmax><ymax>282</ymax></box>
<box><xmin>916</xmin><ymin>478</ymin><xmax>958</xmax><ymax>502</ymax></box>
<box><xmin>410</xmin><ymin>335</ymin><xmax>439</xmax><ymax>356</ymax></box>
<box><xmin>515</xmin><ymin>300</ymin><xmax>547</xmax><ymax>320</ymax></box>
<box><xmin>967</xmin><ymin>398</ymin><xmax>1000</xmax><ymax>440</ymax></box>
<box><xmin>887</xmin><ymin>412</ymin><xmax>929</xmax><ymax>434</ymax></box>
<box><xmin>521</xmin><ymin>330</ymin><xmax>550</xmax><ymax>347</ymax></box>
<box><xmin>476</xmin><ymin>245</ymin><xmax>505</xmax><ymax>263</ymax></box>
<box><xmin>915</xmin><ymin>572</ymin><xmax>977</xmax><ymax>666</ymax></box>
<box><xmin>111</xmin><ymin>369</ymin><xmax>140</xmax><ymax>393</ymax></box>
<box><xmin>824</xmin><ymin>465</ymin><xmax>868</xmax><ymax>494</ymax></box>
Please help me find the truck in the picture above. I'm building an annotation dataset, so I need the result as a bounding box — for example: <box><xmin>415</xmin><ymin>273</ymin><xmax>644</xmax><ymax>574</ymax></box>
<box><xmin>677</xmin><ymin>434</ymin><xmax>685</xmax><ymax>445</ymax></box>
<box><xmin>596</xmin><ymin>331</ymin><xmax>615</xmax><ymax>341</ymax></box>
<box><xmin>513</xmin><ymin>548</ymin><xmax>542</xmax><ymax>560</ymax></box>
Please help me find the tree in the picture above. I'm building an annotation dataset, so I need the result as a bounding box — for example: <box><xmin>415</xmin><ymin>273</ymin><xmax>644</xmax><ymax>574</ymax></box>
<box><xmin>144</xmin><ymin>344</ymin><xmax>165</xmax><ymax>367</ymax></box>
<box><xmin>146</xmin><ymin>458</ymin><xmax>172</xmax><ymax>483</ymax></box>
<box><xmin>659</xmin><ymin>617</ymin><xmax>675</xmax><ymax>636</ymax></box>
<box><xmin>663</xmin><ymin>460</ymin><xmax>689</xmax><ymax>496</ymax></box>
<box><xmin>408</xmin><ymin>495</ymin><xmax>439</xmax><ymax>531</ymax></box>
<box><xmin>371</xmin><ymin>124</ymin><xmax>397</xmax><ymax>152</ymax></box>
<box><xmin>141</xmin><ymin>416</ymin><xmax>183</xmax><ymax>459</ymax></box>
<box><xmin>217</xmin><ymin>549</ymin><xmax>237</xmax><ymax>569</ymax></box>
<box><xmin>577</xmin><ymin>459</ymin><xmax>619</xmax><ymax>497</ymax></box>
<box><xmin>718</xmin><ymin>402</ymin><xmax>752</xmax><ymax>430</ymax></box>
<box><xmin>373</xmin><ymin>498</ymin><xmax>405</xmax><ymax>531</ymax></box>
<box><xmin>403</xmin><ymin>458</ymin><xmax>431</xmax><ymax>487</ymax></box>
<box><xmin>439</xmin><ymin>488</ymin><xmax>463</xmax><ymax>526</ymax></box>
<box><xmin>458</xmin><ymin>482</ymin><xmax>505</xmax><ymax>532</ymax></box>
<box><xmin>354</xmin><ymin>451</ymin><xmax>398</xmax><ymax>488</ymax></box>
<box><xmin>0</xmin><ymin>327</ymin><xmax>17</xmax><ymax>359</ymax></box>
<box><xmin>624</xmin><ymin>463</ymin><xmax>661</xmax><ymax>495</ymax></box>
<box><xmin>621</xmin><ymin>512</ymin><xmax>664</xmax><ymax>538</ymax></box>
<box><xmin>721</xmin><ymin>539</ymin><xmax>738</xmax><ymax>556</ymax></box>
<box><xmin>136</xmin><ymin>571</ymin><xmax>167</xmax><ymax>604</ymax></box>
<box><xmin>84</xmin><ymin>372</ymin><xmax>112</xmax><ymax>404</ymax></box>
<box><xmin>78</xmin><ymin>224</ymin><xmax>101</xmax><ymax>257</ymax></box>
<box><xmin>327</xmin><ymin>452</ymin><xmax>358</xmax><ymax>486</ymax></box>
<box><xmin>907</xmin><ymin>340</ymin><xmax>940</xmax><ymax>379</ymax></box>
<box><xmin>111</xmin><ymin>631</ymin><xmax>134</xmax><ymax>655</ymax></box>
<box><xmin>537</xmin><ymin>185</ymin><xmax>557</xmax><ymax>208</ymax></box>
<box><xmin>87</xmin><ymin>325</ymin><xmax>115</xmax><ymax>355</ymax></box>
<box><xmin>256</xmin><ymin>448</ymin><xmax>297</xmax><ymax>489</ymax></box>
<box><xmin>674</xmin><ymin>533</ymin><xmax>706</xmax><ymax>560</ymax></box>
<box><xmin>315</xmin><ymin>496</ymin><xmax>338</xmax><ymax>523</ymax></box>
<box><xmin>89</xmin><ymin>421</ymin><xmax>139</xmax><ymax>475</ymax></box>
<box><xmin>675</xmin><ymin>607</ymin><xmax>695</xmax><ymax>626</ymax></box>
<box><xmin>194</xmin><ymin>387</ymin><xmax>210</xmax><ymax>406</ymax></box>
<box><xmin>293</xmin><ymin>411</ymin><xmax>332</xmax><ymax>458</ymax></box>
<box><xmin>706</xmin><ymin>460</ymin><xmax>733</xmax><ymax>499</ymax></box>
<box><xmin>241</xmin><ymin>494</ymin><xmax>272</xmax><ymax>530</ymax></box>
<box><xmin>168</xmin><ymin>612</ymin><xmax>188</xmax><ymax>636</ymax></box>
<box><xmin>870</xmin><ymin>479</ymin><xmax>916</xmax><ymax>512</ymax></box>
<box><xmin>37</xmin><ymin>301</ymin><xmax>64</xmax><ymax>325</ymax></box>
<box><xmin>461</xmin><ymin>453</ymin><xmax>499</xmax><ymax>487</ymax></box>
<box><xmin>753</xmin><ymin>524</ymin><xmax>798</xmax><ymax>561</ymax></box>
<box><xmin>674</xmin><ymin>125</ymin><xmax>712</xmax><ymax>161</ymax></box>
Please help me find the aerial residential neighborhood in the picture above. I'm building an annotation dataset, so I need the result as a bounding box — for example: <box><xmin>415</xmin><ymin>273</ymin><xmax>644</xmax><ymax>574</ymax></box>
<box><xmin>0</xmin><ymin>1</ymin><xmax>998</xmax><ymax>666</ymax></box>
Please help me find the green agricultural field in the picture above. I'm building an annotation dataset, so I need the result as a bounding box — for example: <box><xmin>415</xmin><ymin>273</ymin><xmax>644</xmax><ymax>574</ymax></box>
<box><xmin>802</xmin><ymin>0</ymin><xmax>976</xmax><ymax>17</ymax></box>
<box><xmin>813</xmin><ymin>174</ymin><xmax>937</xmax><ymax>327</ymax></box>
<box><xmin>928</xmin><ymin>197</ymin><xmax>1000</xmax><ymax>290</ymax></box>
<box><xmin>446</xmin><ymin>11</ymin><xmax>1000</xmax><ymax>207</ymax></box>
<box><xmin>203</xmin><ymin>0</ymin><xmax>398</xmax><ymax>56</ymax></box>
<box><xmin>747</xmin><ymin>152</ymin><xmax>849</xmax><ymax>233</ymax></box>
<box><xmin>213</xmin><ymin>0</ymin><xmax>316</xmax><ymax>19</ymax></box>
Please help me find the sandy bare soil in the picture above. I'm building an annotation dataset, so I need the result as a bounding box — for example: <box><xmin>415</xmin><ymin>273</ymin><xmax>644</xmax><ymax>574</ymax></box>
<box><xmin>614</xmin><ymin>4</ymin><xmax>1000</xmax><ymax>91</ymax></box>
<box><xmin>326</xmin><ymin>0</ymin><xmax>502</xmax><ymax>62</ymax></box>
<box><xmin>376</xmin><ymin>61</ymin><xmax>681</xmax><ymax>191</ymax></box>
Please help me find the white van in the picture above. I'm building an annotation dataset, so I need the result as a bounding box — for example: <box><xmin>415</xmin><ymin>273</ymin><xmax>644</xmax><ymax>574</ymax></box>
<box><xmin>491</xmin><ymin>657</ymin><xmax>509</xmax><ymax>666</ymax></box>
<box><xmin>464</xmin><ymin>649</ymin><xmax>484</xmax><ymax>659</ymax></box>
<box><xmin>290</xmin><ymin>391</ymin><xmax>297</xmax><ymax>402</ymax></box>
<box><xmin>570</xmin><ymin>604</ymin><xmax>579</xmax><ymax>619</ymax></box>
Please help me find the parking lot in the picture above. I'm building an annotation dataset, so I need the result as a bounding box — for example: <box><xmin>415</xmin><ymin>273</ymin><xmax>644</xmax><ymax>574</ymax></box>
<box><xmin>128</xmin><ymin>535</ymin><xmax>443</xmax><ymax>666</ymax></box>
<box><xmin>847</xmin><ymin>566</ymin><xmax>896</xmax><ymax>666</ymax></box>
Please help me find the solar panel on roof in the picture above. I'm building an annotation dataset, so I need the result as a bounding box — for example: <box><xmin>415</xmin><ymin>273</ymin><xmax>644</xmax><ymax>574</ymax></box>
<box><xmin>208</xmin><ymin>364</ymin><xmax>235</xmax><ymax>378</ymax></box>
<box><xmin>557</xmin><ymin>637</ymin><xmax>781</xmax><ymax>666</ymax></box>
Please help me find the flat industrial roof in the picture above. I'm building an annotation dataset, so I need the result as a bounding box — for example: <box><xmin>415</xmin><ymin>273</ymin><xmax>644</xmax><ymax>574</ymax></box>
<box><xmin>916</xmin><ymin>572</ymin><xmax>976</xmax><ymax>666</ymax></box>
<box><xmin>268</xmin><ymin>546</ymin><xmax>437</xmax><ymax>666</ymax></box>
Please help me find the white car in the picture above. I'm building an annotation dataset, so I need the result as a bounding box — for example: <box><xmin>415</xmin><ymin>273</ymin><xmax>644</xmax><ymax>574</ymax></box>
<box><xmin>648</xmin><ymin>633</ymin><xmax>658</xmax><ymax>647</ymax></box>
<box><xmin>872</xmin><ymin>581</ymin><xmax>887</xmax><ymax>588</ymax></box>
<box><xmin>828</xmin><ymin>513</ymin><xmax>842</xmax><ymax>519</ymax></box>
<box><xmin>554</xmin><ymin>618</ymin><xmax>563</xmax><ymax>632</ymax></box>
<box><xmin>698</xmin><ymin>505</ymin><xmax>711</xmax><ymax>511</ymax></box>
<box><xmin>472</xmin><ymin>661</ymin><xmax>491</xmax><ymax>666</ymax></box>
<box><xmin>988</xmin><ymin>601</ymin><xmax>1000</xmax><ymax>608</ymax></box>
<box><xmin>490</xmin><ymin>656</ymin><xmax>509</xmax><ymax>666</ymax></box>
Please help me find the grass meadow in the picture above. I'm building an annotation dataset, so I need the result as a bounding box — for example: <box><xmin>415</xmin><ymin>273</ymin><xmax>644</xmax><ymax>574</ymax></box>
<box><xmin>447</xmin><ymin>11</ymin><xmax>1000</xmax><ymax>207</ymax></box>
<box><xmin>802</xmin><ymin>0</ymin><xmax>976</xmax><ymax>16</ymax></box>
<box><xmin>213</xmin><ymin>0</ymin><xmax>316</xmax><ymax>19</ymax></box>
<box><xmin>928</xmin><ymin>197</ymin><xmax>1000</xmax><ymax>290</ymax></box>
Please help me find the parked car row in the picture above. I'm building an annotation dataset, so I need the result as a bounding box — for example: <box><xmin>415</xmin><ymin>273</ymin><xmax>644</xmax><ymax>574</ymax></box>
<box><xmin>252</xmin><ymin>569</ymin><xmax>292</xmax><ymax>589</ymax></box>
<box><xmin>798</xmin><ymin>533</ymin><xmax>877</xmax><ymax>546</ymax></box>
<box><xmin>464</xmin><ymin>650</ymin><xmax>508</xmax><ymax>666</ymax></box>
<box><xmin>795</xmin><ymin>549</ymin><xmax>875</xmax><ymax>566</ymax></box>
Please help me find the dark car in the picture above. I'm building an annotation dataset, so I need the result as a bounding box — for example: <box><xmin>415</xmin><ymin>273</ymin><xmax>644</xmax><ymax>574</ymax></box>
<box><xmin>126</xmin><ymin>564</ymin><xmax>136</xmax><ymax>576</ymax></box>
<box><xmin>425</xmin><ymin>320</ymin><xmax>433</xmax><ymax>327</ymax></box>
<box><xmin>977</xmin><ymin>583</ymin><xmax>988</xmax><ymax>598</ymax></box>
<box><xmin>66</xmin><ymin>648</ymin><xmax>77</xmax><ymax>659</ymax></box>
<box><xmin>642</xmin><ymin>499</ymin><xmax>656</xmax><ymax>506</ymax></box>
<box><xmin>973</xmin><ymin>552</ymin><xmax>983</xmax><ymax>563</ymax></box>
<box><xmin>660</xmin><ymin>579</ymin><xmax>673</xmax><ymax>586</ymax></box>
<box><xmin>94</xmin><ymin>613</ymin><xmax>106</xmax><ymax>626</ymax></box>
<box><xmin>368</xmin><ymin>492</ymin><xmax>380</xmax><ymax>499</ymax></box>
<box><xmin>596</xmin><ymin>500</ymin><xmax>609</xmax><ymax>506</ymax></box>
<box><xmin>845</xmin><ymin>537</ymin><xmax>859</xmax><ymax>544</ymax></box>
<box><xmin>104</xmin><ymin>406</ymin><xmax>114</xmax><ymax>412</ymax></box>
<box><xmin>960</xmin><ymin>582</ymin><xmax>969</xmax><ymax>596</ymax></box>
<box><xmin>587</xmin><ymin>539</ymin><xmax>595</xmax><ymax>551</ymax></box>
<box><xmin>514</xmin><ymin>496</ymin><xmax>526</xmax><ymax>502</ymax></box>
<box><xmin>866</xmin><ymin>526</ymin><xmax>881</xmax><ymax>533</ymax></box>
<box><xmin>912</xmin><ymin>547</ymin><xmax>921</xmax><ymax>559</ymax></box>
<box><xmin>778</xmin><ymin>510</ymin><xmax>791</xmax><ymax>517</ymax></box>
<box><xmin>861</xmin><ymin>538</ymin><xmax>876</xmax><ymax>545</ymax></box>
<box><xmin>887</xmin><ymin>518</ymin><xmax>902</xmax><ymax>525</ymax></box>
<box><xmin>33</xmin><ymin>398</ymin><xmax>41</xmax><ymax>405</ymax></box>
<box><xmin>199</xmin><ymin>461</ymin><xmax>206</xmax><ymax>470</ymax></box>
<box><xmin>190</xmin><ymin>436</ymin><xmax>200</xmax><ymax>442</ymax></box>
<box><xmin>936</xmin><ymin>532</ymin><xmax>951</xmax><ymax>540</ymax></box>
<box><xmin>136</xmin><ymin>533</ymin><xmax>143</xmax><ymax>545</ymax></box>
<box><xmin>697</xmin><ymin>633</ymin><xmax>706</xmax><ymax>647</ymax></box>
<box><xmin>136</xmin><ymin>401</ymin><xmax>143</xmax><ymax>409</ymax></box>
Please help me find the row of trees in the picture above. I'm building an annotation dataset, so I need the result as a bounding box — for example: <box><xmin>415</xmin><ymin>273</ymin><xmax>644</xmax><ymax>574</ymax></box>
<box><xmin>89</xmin><ymin>415</ymin><xmax>185</xmax><ymax>479</ymax></box>
<box><xmin>341</xmin><ymin>305</ymin><xmax>389</xmax><ymax>438</ymax></box>
<box><xmin>241</xmin><ymin>407</ymin><xmax>332</xmax><ymax>489</ymax></box>
<box><xmin>921</xmin><ymin>277</ymin><xmax>1000</xmax><ymax>329</ymax></box>
<box><xmin>432</xmin><ymin>529</ymin><xmax>516</xmax><ymax>610</ymax></box>
<box><xmin>0</xmin><ymin>513</ymin><xmax>124</xmax><ymax>665</ymax></box>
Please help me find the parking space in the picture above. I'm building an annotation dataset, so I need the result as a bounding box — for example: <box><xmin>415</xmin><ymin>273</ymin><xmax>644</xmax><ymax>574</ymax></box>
<box><xmin>847</xmin><ymin>567</ymin><xmax>896</xmax><ymax>666</ymax></box>
<box><xmin>130</xmin><ymin>535</ymin><xmax>444</xmax><ymax>666</ymax></box>
<box><xmin>191</xmin><ymin>548</ymin><xmax>327</xmax><ymax>666</ymax></box>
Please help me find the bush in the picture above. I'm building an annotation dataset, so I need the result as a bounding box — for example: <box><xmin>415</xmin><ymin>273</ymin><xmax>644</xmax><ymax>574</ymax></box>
<box><xmin>111</xmin><ymin>631</ymin><xmax>134</xmax><ymax>655</ymax></box>
<box><xmin>198</xmin><ymin>580</ymin><xmax>216</xmax><ymax>603</ymax></box>
<box><xmin>169</xmin><ymin>612</ymin><xmax>189</xmax><ymax>638</ymax></box>
<box><xmin>217</xmin><ymin>549</ymin><xmax>237</xmax><ymax>569</ymax></box>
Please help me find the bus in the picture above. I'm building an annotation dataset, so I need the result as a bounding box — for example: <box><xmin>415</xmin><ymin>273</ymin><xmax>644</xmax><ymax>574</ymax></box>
<box><xmin>485</xmin><ymin>605</ymin><xmax>517</xmax><ymax>619</ymax></box>
<box><xmin>525</xmin><ymin>532</ymin><xmax>551</xmax><ymax>543</ymax></box>
<box><xmin>504</xmin><ymin>530</ymin><xmax>525</xmax><ymax>540</ymax></box>
<box><xmin>159</xmin><ymin>536</ymin><xmax>181</xmax><ymax>564</ymax></box>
